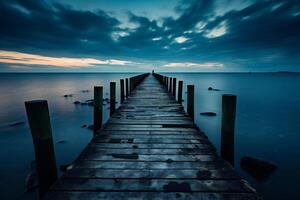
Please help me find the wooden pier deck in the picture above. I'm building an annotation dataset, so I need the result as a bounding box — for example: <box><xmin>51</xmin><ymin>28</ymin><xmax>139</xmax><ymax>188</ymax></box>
<box><xmin>44</xmin><ymin>74</ymin><xmax>258</xmax><ymax>199</ymax></box>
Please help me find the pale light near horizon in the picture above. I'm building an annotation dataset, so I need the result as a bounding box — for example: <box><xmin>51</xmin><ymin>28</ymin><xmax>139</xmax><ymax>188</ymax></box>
<box><xmin>163</xmin><ymin>62</ymin><xmax>224</xmax><ymax>68</ymax></box>
<box><xmin>0</xmin><ymin>50</ymin><xmax>132</xmax><ymax>68</ymax></box>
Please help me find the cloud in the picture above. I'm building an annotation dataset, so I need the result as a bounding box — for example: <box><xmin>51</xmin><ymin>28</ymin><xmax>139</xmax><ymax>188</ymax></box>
<box><xmin>0</xmin><ymin>0</ymin><xmax>300</xmax><ymax>71</ymax></box>
<box><xmin>0</xmin><ymin>50</ymin><xmax>132</xmax><ymax>68</ymax></box>
<box><xmin>162</xmin><ymin>62</ymin><xmax>224</xmax><ymax>68</ymax></box>
<box><xmin>174</xmin><ymin>36</ymin><xmax>188</xmax><ymax>43</ymax></box>
<box><xmin>9</xmin><ymin>65</ymin><xmax>32</xmax><ymax>69</ymax></box>
<box><xmin>204</xmin><ymin>20</ymin><xmax>227</xmax><ymax>38</ymax></box>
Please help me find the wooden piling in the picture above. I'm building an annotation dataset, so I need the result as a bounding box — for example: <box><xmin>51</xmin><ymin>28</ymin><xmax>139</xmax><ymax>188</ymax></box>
<box><xmin>130</xmin><ymin>78</ymin><xmax>133</xmax><ymax>93</ymax></box>
<box><xmin>25</xmin><ymin>100</ymin><xmax>57</xmax><ymax>198</ymax></box>
<box><xmin>125</xmin><ymin>78</ymin><xmax>129</xmax><ymax>98</ymax></box>
<box><xmin>169</xmin><ymin>77</ymin><xmax>172</xmax><ymax>93</ymax></box>
<box><xmin>187</xmin><ymin>85</ymin><xmax>194</xmax><ymax>120</ymax></box>
<box><xmin>120</xmin><ymin>79</ymin><xmax>125</xmax><ymax>104</ymax></box>
<box><xmin>110</xmin><ymin>82</ymin><xmax>116</xmax><ymax>116</ymax></box>
<box><xmin>178</xmin><ymin>80</ymin><xmax>183</xmax><ymax>104</ymax></box>
<box><xmin>221</xmin><ymin>94</ymin><xmax>237</xmax><ymax>166</ymax></box>
<box><xmin>166</xmin><ymin>77</ymin><xmax>169</xmax><ymax>90</ymax></box>
<box><xmin>172</xmin><ymin>78</ymin><xmax>176</xmax><ymax>97</ymax></box>
<box><xmin>93</xmin><ymin>86</ymin><xmax>103</xmax><ymax>135</ymax></box>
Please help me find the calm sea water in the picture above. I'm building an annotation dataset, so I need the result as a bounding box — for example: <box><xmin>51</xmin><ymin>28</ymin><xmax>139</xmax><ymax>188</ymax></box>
<box><xmin>0</xmin><ymin>73</ymin><xmax>299</xmax><ymax>199</ymax></box>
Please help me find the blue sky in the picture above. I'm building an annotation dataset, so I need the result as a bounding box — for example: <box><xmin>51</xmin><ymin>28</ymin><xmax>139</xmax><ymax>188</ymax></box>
<box><xmin>0</xmin><ymin>0</ymin><xmax>300</xmax><ymax>72</ymax></box>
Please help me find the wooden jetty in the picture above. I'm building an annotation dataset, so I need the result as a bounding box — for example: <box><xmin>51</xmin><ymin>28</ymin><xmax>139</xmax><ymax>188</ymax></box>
<box><xmin>26</xmin><ymin>73</ymin><xmax>259</xmax><ymax>199</ymax></box>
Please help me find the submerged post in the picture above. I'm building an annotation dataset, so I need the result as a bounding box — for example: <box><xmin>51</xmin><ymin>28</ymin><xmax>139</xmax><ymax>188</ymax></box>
<box><xmin>110</xmin><ymin>82</ymin><xmax>116</xmax><ymax>116</ymax></box>
<box><xmin>94</xmin><ymin>86</ymin><xmax>103</xmax><ymax>135</ymax></box>
<box><xmin>187</xmin><ymin>85</ymin><xmax>194</xmax><ymax>120</ymax></box>
<box><xmin>120</xmin><ymin>79</ymin><xmax>125</xmax><ymax>104</ymax></box>
<box><xmin>221</xmin><ymin>94</ymin><xmax>237</xmax><ymax>166</ymax></box>
<box><xmin>178</xmin><ymin>80</ymin><xmax>183</xmax><ymax>104</ymax></box>
<box><xmin>173</xmin><ymin>78</ymin><xmax>176</xmax><ymax>97</ymax></box>
<box><xmin>125</xmin><ymin>78</ymin><xmax>129</xmax><ymax>98</ymax></box>
<box><xmin>25</xmin><ymin>100</ymin><xmax>58</xmax><ymax>198</ymax></box>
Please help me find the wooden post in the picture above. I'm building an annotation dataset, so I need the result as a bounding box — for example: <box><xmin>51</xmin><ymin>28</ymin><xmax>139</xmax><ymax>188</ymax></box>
<box><xmin>110</xmin><ymin>82</ymin><xmax>116</xmax><ymax>116</ymax></box>
<box><xmin>166</xmin><ymin>77</ymin><xmax>169</xmax><ymax>90</ymax></box>
<box><xmin>125</xmin><ymin>78</ymin><xmax>129</xmax><ymax>98</ymax></box>
<box><xmin>93</xmin><ymin>86</ymin><xmax>103</xmax><ymax>135</ymax></box>
<box><xmin>187</xmin><ymin>85</ymin><xmax>194</xmax><ymax>120</ymax></box>
<box><xmin>178</xmin><ymin>80</ymin><xmax>183</xmax><ymax>104</ymax></box>
<box><xmin>173</xmin><ymin>78</ymin><xmax>176</xmax><ymax>97</ymax></box>
<box><xmin>221</xmin><ymin>94</ymin><xmax>237</xmax><ymax>166</ymax></box>
<box><xmin>130</xmin><ymin>78</ymin><xmax>133</xmax><ymax>93</ymax></box>
<box><xmin>25</xmin><ymin>100</ymin><xmax>58</xmax><ymax>198</ymax></box>
<box><xmin>120</xmin><ymin>79</ymin><xmax>125</xmax><ymax>104</ymax></box>
<box><xmin>169</xmin><ymin>77</ymin><xmax>172</xmax><ymax>93</ymax></box>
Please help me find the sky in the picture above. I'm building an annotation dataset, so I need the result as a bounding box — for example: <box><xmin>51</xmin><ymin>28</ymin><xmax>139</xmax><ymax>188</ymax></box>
<box><xmin>0</xmin><ymin>0</ymin><xmax>300</xmax><ymax>72</ymax></box>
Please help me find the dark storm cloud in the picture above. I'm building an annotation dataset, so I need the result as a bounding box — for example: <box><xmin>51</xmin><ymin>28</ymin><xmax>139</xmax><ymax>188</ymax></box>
<box><xmin>0</xmin><ymin>0</ymin><xmax>120</xmax><ymax>56</ymax></box>
<box><xmin>0</xmin><ymin>0</ymin><xmax>300</xmax><ymax>68</ymax></box>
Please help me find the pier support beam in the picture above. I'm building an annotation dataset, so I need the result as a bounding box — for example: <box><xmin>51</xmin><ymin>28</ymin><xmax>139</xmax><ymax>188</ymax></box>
<box><xmin>221</xmin><ymin>94</ymin><xmax>237</xmax><ymax>166</ymax></box>
<box><xmin>169</xmin><ymin>78</ymin><xmax>172</xmax><ymax>93</ymax></box>
<box><xmin>187</xmin><ymin>85</ymin><xmax>194</xmax><ymax>120</ymax></box>
<box><xmin>110</xmin><ymin>82</ymin><xmax>116</xmax><ymax>116</ymax></box>
<box><xmin>120</xmin><ymin>79</ymin><xmax>125</xmax><ymax>104</ymax></box>
<box><xmin>178</xmin><ymin>80</ymin><xmax>183</xmax><ymax>104</ymax></box>
<box><xmin>125</xmin><ymin>78</ymin><xmax>129</xmax><ymax>98</ymax></box>
<box><xmin>25</xmin><ymin>100</ymin><xmax>58</xmax><ymax>198</ymax></box>
<box><xmin>94</xmin><ymin>86</ymin><xmax>103</xmax><ymax>135</ymax></box>
<box><xmin>173</xmin><ymin>78</ymin><xmax>176</xmax><ymax>97</ymax></box>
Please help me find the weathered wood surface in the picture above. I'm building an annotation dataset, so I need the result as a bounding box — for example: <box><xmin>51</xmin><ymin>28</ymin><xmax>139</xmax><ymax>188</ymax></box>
<box><xmin>44</xmin><ymin>75</ymin><xmax>258</xmax><ymax>199</ymax></box>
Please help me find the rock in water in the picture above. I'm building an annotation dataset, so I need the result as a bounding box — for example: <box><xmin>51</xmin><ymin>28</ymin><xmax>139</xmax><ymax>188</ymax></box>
<box><xmin>241</xmin><ymin>156</ymin><xmax>277</xmax><ymax>181</ymax></box>
<box><xmin>73</xmin><ymin>101</ymin><xmax>81</xmax><ymax>105</ymax></box>
<box><xmin>208</xmin><ymin>87</ymin><xmax>220</xmax><ymax>91</ymax></box>
<box><xmin>9</xmin><ymin>121</ymin><xmax>25</xmax><ymax>127</ymax></box>
<box><xmin>63</xmin><ymin>94</ymin><xmax>73</xmax><ymax>98</ymax></box>
<box><xmin>87</xmin><ymin>124</ymin><xmax>94</xmax><ymax>130</ymax></box>
<box><xmin>200</xmin><ymin>112</ymin><xmax>217</xmax><ymax>116</ymax></box>
<box><xmin>60</xmin><ymin>164</ymin><xmax>73</xmax><ymax>172</ymax></box>
<box><xmin>24</xmin><ymin>161</ymin><xmax>38</xmax><ymax>193</ymax></box>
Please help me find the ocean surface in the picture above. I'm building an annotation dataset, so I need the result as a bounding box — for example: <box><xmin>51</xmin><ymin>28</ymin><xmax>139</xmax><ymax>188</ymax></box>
<box><xmin>0</xmin><ymin>72</ymin><xmax>299</xmax><ymax>199</ymax></box>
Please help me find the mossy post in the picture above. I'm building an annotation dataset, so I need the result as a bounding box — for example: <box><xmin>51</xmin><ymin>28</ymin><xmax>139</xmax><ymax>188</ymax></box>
<box><xmin>178</xmin><ymin>80</ymin><xmax>183</xmax><ymax>104</ymax></box>
<box><xmin>172</xmin><ymin>78</ymin><xmax>177</xmax><ymax>97</ymax></box>
<box><xmin>110</xmin><ymin>82</ymin><xmax>116</xmax><ymax>116</ymax></box>
<box><xmin>120</xmin><ymin>79</ymin><xmax>125</xmax><ymax>104</ymax></box>
<box><xmin>221</xmin><ymin>94</ymin><xmax>237</xmax><ymax>166</ymax></box>
<box><xmin>25</xmin><ymin>100</ymin><xmax>58</xmax><ymax>198</ymax></box>
<box><xmin>187</xmin><ymin>85</ymin><xmax>194</xmax><ymax>120</ymax></box>
<box><xmin>125</xmin><ymin>78</ymin><xmax>129</xmax><ymax>98</ymax></box>
<box><xmin>93</xmin><ymin>86</ymin><xmax>103</xmax><ymax>135</ymax></box>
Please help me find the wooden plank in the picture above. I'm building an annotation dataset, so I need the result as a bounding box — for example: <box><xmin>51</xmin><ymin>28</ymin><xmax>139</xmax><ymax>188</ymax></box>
<box><xmin>81</xmin><ymin>148</ymin><xmax>216</xmax><ymax>155</ymax></box>
<box><xmin>45</xmin><ymin>192</ymin><xmax>259</xmax><ymax>200</ymax></box>
<box><xmin>63</xmin><ymin>168</ymin><xmax>240</xmax><ymax>179</ymax></box>
<box><xmin>51</xmin><ymin>179</ymin><xmax>249</xmax><ymax>192</ymax></box>
<box><xmin>73</xmin><ymin>160</ymin><xmax>232</xmax><ymax>170</ymax></box>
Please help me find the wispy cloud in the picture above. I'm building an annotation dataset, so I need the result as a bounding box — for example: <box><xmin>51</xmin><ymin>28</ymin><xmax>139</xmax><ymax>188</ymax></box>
<box><xmin>174</xmin><ymin>36</ymin><xmax>189</xmax><ymax>44</ymax></box>
<box><xmin>162</xmin><ymin>62</ymin><xmax>224</xmax><ymax>68</ymax></box>
<box><xmin>0</xmin><ymin>50</ymin><xmax>133</xmax><ymax>68</ymax></box>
